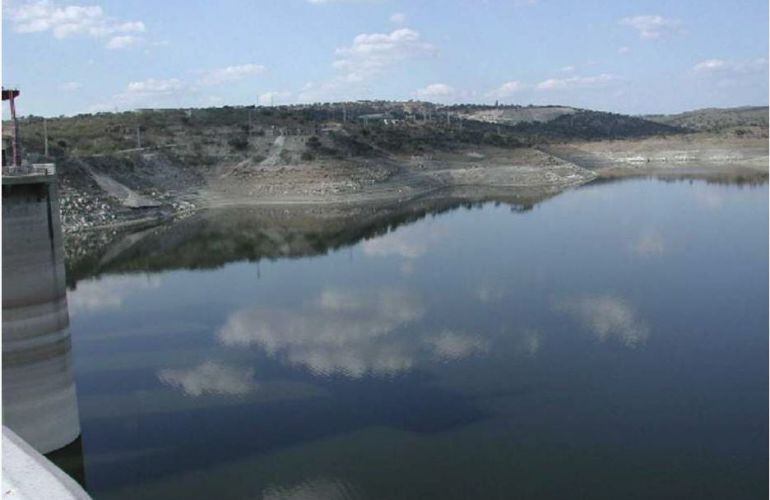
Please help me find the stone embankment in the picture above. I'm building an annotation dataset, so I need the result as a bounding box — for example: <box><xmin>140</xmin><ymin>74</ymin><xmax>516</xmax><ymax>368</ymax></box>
<box><xmin>55</xmin><ymin>134</ymin><xmax>768</xmax><ymax>233</ymax></box>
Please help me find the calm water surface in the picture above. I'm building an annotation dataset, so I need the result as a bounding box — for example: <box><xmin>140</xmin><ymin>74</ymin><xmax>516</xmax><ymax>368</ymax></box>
<box><xmin>62</xmin><ymin>178</ymin><xmax>768</xmax><ymax>499</ymax></box>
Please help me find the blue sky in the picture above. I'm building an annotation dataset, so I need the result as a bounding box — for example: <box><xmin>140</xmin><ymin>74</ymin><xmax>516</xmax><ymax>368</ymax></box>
<box><xmin>2</xmin><ymin>0</ymin><xmax>768</xmax><ymax>117</ymax></box>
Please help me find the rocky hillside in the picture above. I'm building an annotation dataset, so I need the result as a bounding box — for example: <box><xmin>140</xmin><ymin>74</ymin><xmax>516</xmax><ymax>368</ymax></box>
<box><xmin>6</xmin><ymin>102</ymin><xmax>765</xmax><ymax>234</ymax></box>
<box><xmin>646</xmin><ymin>106</ymin><xmax>768</xmax><ymax>133</ymax></box>
<box><xmin>12</xmin><ymin>102</ymin><xmax>682</xmax><ymax>163</ymax></box>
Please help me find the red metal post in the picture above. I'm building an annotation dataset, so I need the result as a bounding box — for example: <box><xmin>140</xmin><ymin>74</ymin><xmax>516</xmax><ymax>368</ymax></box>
<box><xmin>9</xmin><ymin>93</ymin><xmax>21</xmax><ymax>166</ymax></box>
<box><xmin>2</xmin><ymin>88</ymin><xmax>22</xmax><ymax>167</ymax></box>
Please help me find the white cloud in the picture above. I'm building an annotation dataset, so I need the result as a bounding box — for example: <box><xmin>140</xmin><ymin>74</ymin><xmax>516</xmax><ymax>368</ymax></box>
<box><xmin>556</xmin><ymin>294</ymin><xmax>649</xmax><ymax>347</ymax></box>
<box><xmin>691</xmin><ymin>57</ymin><xmax>768</xmax><ymax>91</ymax></box>
<box><xmin>60</xmin><ymin>81</ymin><xmax>82</xmax><ymax>91</ymax></box>
<box><xmin>415</xmin><ymin>83</ymin><xmax>455</xmax><ymax>100</ymax></box>
<box><xmin>258</xmin><ymin>91</ymin><xmax>292</xmax><ymax>106</ymax></box>
<box><xmin>8</xmin><ymin>1</ymin><xmax>146</xmax><ymax>48</ymax></box>
<box><xmin>694</xmin><ymin>59</ymin><xmax>726</xmax><ymax>72</ymax></box>
<box><xmin>96</xmin><ymin>63</ymin><xmax>267</xmax><ymax>110</ymax></box>
<box><xmin>561</xmin><ymin>65</ymin><xmax>575</xmax><ymax>73</ymax></box>
<box><xmin>617</xmin><ymin>46</ymin><xmax>631</xmax><ymax>55</ymax></box>
<box><xmin>619</xmin><ymin>15</ymin><xmax>681</xmax><ymax>39</ymax></box>
<box><xmin>158</xmin><ymin>361</ymin><xmax>258</xmax><ymax>396</ymax></box>
<box><xmin>334</xmin><ymin>28</ymin><xmax>436</xmax><ymax>83</ymax></box>
<box><xmin>486</xmin><ymin>80</ymin><xmax>527</xmax><ymax>98</ymax></box>
<box><xmin>126</xmin><ymin>78</ymin><xmax>184</xmax><ymax>96</ymax></box>
<box><xmin>96</xmin><ymin>78</ymin><xmax>185</xmax><ymax>110</ymax></box>
<box><xmin>106</xmin><ymin>34</ymin><xmax>139</xmax><ymax>49</ymax></box>
<box><xmin>198</xmin><ymin>63</ymin><xmax>266</xmax><ymax>86</ymax></box>
<box><xmin>297</xmin><ymin>28</ymin><xmax>436</xmax><ymax>102</ymax></box>
<box><xmin>307</xmin><ymin>0</ymin><xmax>378</xmax><ymax>3</ymax></box>
<box><xmin>536</xmin><ymin>73</ymin><xmax>620</xmax><ymax>91</ymax></box>
<box><xmin>296</xmin><ymin>80</ymin><xmax>340</xmax><ymax>103</ymax></box>
<box><xmin>693</xmin><ymin>57</ymin><xmax>767</xmax><ymax>75</ymax></box>
<box><xmin>390</xmin><ymin>12</ymin><xmax>406</xmax><ymax>24</ymax></box>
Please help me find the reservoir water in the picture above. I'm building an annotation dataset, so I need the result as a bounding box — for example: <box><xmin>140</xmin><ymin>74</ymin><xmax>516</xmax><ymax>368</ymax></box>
<box><xmin>59</xmin><ymin>178</ymin><xmax>767</xmax><ymax>499</ymax></box>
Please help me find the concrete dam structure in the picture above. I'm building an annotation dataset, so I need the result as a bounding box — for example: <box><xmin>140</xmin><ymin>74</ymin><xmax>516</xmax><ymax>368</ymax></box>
<box><xmin>2</xmin><ymin>165</ymin><xmax>81</xmax><ymax>454</ymax></box>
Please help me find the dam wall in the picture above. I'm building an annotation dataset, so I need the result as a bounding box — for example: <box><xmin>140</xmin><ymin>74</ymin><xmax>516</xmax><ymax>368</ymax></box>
<box><xmin>2</xmin><ymin>166</ymin><xmax>81</xmax><ymax>454</ymax></box>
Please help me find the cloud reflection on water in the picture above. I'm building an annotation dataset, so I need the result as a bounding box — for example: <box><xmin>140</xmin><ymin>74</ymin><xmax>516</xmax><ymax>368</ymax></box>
<box><xmin>556</xmin><ymin>294</ymin><xmax>649</xmax><ymax>347</ymax></box>
<box><xmin>158</xmin><ymin>361</ymin><xmax>258</xmax><ymax>396</ymax></box>
<box><xmin>218</xmin><ymin>288</ymin><xmax>426</xmax><ymax>377</ymax></box>
<box><xmin>68</xmin><ymin>275</ymin><xmax>161</xmax><ymax>315</ymax></box>
<box><xmin>475</xmin><ymin>282</ymin><xmax>507</xmax><ymax>303</ymax></box>
<box><xmin>426</xmin><ymin>330</ymin><xmax>489</xmax><ymax>361</ymax></box>
<box><xmin>693</xmin><ymin>187</ymin><xmax>725</xmax><ymax>210</ymax></box>
<box><xmin>261</xmin><ymin>477</ymin><xmax>360</xmax><ymax>500</ymax></box>
<box><xmin>218</xmin><ymin>288</ymin><xmax>492</xmax><ymax>378</ymax></box>
<box><xmin>631</xmin><ymin>229</ymin><xmax>666</xmax><ymax>257</ymax></box>
<box><xmin>362</xmin><ymin>223</ymin><xmax>447</xmax><ymax>259</ymax></box>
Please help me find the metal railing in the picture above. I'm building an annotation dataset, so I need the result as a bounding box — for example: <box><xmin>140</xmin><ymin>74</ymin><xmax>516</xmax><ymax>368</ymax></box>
<box><xmin>2</xmin><ymin>164</ymin><xmax>56</xmax><ymax>177</ymax></box>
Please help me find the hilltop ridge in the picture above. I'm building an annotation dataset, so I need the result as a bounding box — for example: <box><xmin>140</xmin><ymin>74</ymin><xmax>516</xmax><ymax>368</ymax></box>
<box><xmin>645</xmin><ymin>106</ymin><xmax>768</xmax><ymax>133</ymax></box>
<box><xmin>14</xmin><ymin>101</ymin><xmax>681</xmax><ymax>160</ymax></box>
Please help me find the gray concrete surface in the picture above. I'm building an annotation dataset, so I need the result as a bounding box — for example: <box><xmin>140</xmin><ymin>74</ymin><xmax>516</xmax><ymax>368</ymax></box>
<box><xmin>2</xmin><ymin>170</ymin><xmax>81</xmax><ymax>454</ymax></box>
<box><xmin>2</xmin><ymin>427</ymin><xmax>91</xmax><ymax>499</ymax></box>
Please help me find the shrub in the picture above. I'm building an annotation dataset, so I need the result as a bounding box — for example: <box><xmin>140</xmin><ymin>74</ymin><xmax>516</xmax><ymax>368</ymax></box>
<box><xmin>306</xmin><ymin>136</ymin><xmax>322</xmax><ymax>149</ymax></box>
<box><xmin>228</xmin><ymin>136</ymin><xmax>249</xmax><ymax>151</ymax></box>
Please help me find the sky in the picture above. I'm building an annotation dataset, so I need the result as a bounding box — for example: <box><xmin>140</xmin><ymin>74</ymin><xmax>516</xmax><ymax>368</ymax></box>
<box><xmin>2</xmin><ymin>0</ymin><xmax>768</xmax><ymax>117</ymax></box>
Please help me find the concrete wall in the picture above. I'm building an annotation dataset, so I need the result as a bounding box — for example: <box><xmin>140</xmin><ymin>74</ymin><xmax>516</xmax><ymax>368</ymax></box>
<box><xmin>2</xmin><ymin>426</ymin><xmax>91</xmax><ymax>499</ymax></box>
<box><xmin>2</xmin><ymin>174</ymin><xmax>81</xmax><ymax>454</ymax></box>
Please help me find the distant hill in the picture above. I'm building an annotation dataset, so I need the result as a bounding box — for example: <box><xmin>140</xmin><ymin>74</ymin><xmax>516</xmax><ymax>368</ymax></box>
<box><xmin>450</xmin><ymin>105</ymin><xmax>578</xmax><ymax>125</ymax></box>
<box><xmin>508</xmin><ymin>110</ymin><xmax>680</xmax><ymax>141</ymax></box>
<box><xmin>646</xmin><ymin>106</ymin><xmax>768</xmax><ymax>132</ymax></box>
<box><xmin>8</xmin><ymin>101</ymin><xmax>683</xmax><ymax>161</ymax></box>
<box><xmin>448</xmin><ymin>104</ymin><xmax>679</xmax><ymax>141</ymax></box>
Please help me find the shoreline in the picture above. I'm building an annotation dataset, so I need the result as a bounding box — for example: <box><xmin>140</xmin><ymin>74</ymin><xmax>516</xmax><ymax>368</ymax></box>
<box><xmin>59</xmin><ymin>134</ymin><xmax>768</xmax><ymax>234</ymax></box>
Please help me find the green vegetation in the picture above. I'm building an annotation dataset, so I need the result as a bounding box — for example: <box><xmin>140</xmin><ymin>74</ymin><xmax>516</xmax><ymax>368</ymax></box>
<box><xmin>646</xmin><ymin>106</ymin><xmax>769</xmax><ymax>134</ymax></box>
<box><xmin>8</xmin><ymin>101</ymin><xmax>687</xmax><ymax>165</ymax></box>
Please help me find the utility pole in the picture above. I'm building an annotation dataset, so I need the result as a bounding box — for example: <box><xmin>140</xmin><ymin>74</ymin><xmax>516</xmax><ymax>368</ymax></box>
<box><xmin>136</xmin><ymin>125</ymin><xmax>142</xmax><ymax>149</ymax></box>
<box><xmin>43</xmin><ymin>118</ymin><xmax>49</xmax><ymax>157</ymax></box>
<box><xmin>342</xmin><ymin>104</ymin><xmax>347</xmax><ymax>123</ymax></box>
<box><xmin>248</xmin><ymin>108</ymin><xmax>253</xmax><ymax>137</ymax></box>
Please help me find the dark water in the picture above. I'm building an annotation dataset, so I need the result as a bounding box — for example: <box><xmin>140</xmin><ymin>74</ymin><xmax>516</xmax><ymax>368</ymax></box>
<box><xmin>60</xmin><ymin>178</ymin><xmax>768</xmax><ymax>499</ymax></box>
